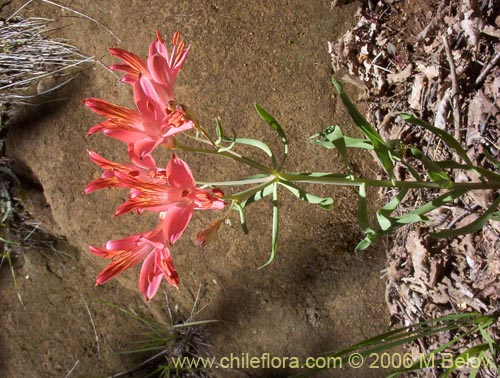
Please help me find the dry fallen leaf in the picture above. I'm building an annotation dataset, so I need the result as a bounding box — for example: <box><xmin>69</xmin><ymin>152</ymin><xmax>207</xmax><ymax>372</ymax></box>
<box><xmin>387</xmin><ymin>63</ymin><xmax>413</xmax><ymax>84</ymax></box>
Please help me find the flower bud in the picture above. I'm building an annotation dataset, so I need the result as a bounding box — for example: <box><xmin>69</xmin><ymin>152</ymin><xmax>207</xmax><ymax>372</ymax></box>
<box><xmin>197</xmin><ymin>220</ymin><xmax>223</xmax><ymax>247</ymax></box>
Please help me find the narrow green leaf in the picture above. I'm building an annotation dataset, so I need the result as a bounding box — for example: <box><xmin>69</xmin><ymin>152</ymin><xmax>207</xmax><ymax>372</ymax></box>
<box><xmin>357</xmin><ymin>190</ymin><xmax>466</xmax><ymax>251</ymax></box>
<box><xmin>310</xmin><ymin>125</ymin><xmax>349</xmax><ymax>167</ymax></box>
<box><xmin>357</xmin><ymin>184</ymin><xmax>374</xmax><ymax>235</ymax></box>
<box><xmin>380</xmin><ymin>188</ymin><xmax>410</xmax><ymax>214</ymax></box>
<box><xmin>173</xmin><ymin>319</ymin><xmax>218</xmax><ymax>328</ymax></box>
<box><xmin>406</xmin><ymin>189</ymin><xmax>467</xmax><ymax>216</ymax></box>
<box><xmin>400</xmin><ymin>113</ymin><xmax>473</xmax><ymax>165</ymax></box>
<box><xmin>214</xmin><ymin>119</ymin><xmax>236</xmax><ymax>152</ymax></box>
<box><xmin>255</xmin><ymin>104</ymin><xmax>289</xmax><ymax>169</ymax></box>
<box><xmin>478</xmin><ymin>322</ymin><xmax>496</xmax><ymax>356</ymax></box>
<box><xmin>491</xmin><ymin>211</ymin><xmax>500</xmax><ymax>222</ymax></box>
<box><xmin>286</xmin><ymin>172</ymin><xmax>352</xmax><ymax>179</ymax></box>
<box><xmin>436</xmin><ymin>160</ymin><xmax>500</xmax><ymax>182</ymax></box>
<box><xmin>376</xmin><ymin>189</ymin><xmax>410</xmax><ymax>230</ymax></box>
<box><xmin>468</xmin><ymin>352</ymin><xmax>483</xmax><ymax>378</ymax></box>
<box><xmin>296</xmin><ymin>312</ymin><xmax>491</xmax><ymax>377</ymax></box>
<box><xmin>216</xmin><ymin>118</ymin><xmax>277</xmax><ymax>166</ymax></box>
<box><xmin>233</xmin><ymin>202</ymin><xmax>248</xmax><ymax>234</ymax></box>
<box><xmin>432</xmin><ymin>195</ymin><xmax>500</xmax><ymax>238</ymax></box>
<box><xmin>278</xmin><ymin>180</ymin><xmax>334</xmax><ymax>210</ymax></box>
<box><xmin>343</xmin><ymin>136</ymin><xmax>374</xmax><ymax>150</ymax></box>
<box><xmin>258</xmin><ymin>184</ymin><xmax>279</xmax><ymax>269</ymax></box>
<box><xmin>375</xmin><ymin>212</ymin><xmax>392</xmax><ymax>231</ymax></box>
<box><xmin>239</xmin><ymin>183</ymin><xmax>275</xmax><ymax>208</ymax></box>
<box><xmin>395</xmin><ymin>213</ymin><xmax>429</xmax><ymax>225</ymax></box>
<box><xmin>408</xmin><ymin>145</ymin><xmax>451</xmax><ymax>187</ymax></box>
<box><xmin>355</xmin><ymin>235</ymin><xmax>374</xmax><ymax>251</ymax></box>
<box><xmin>232</xmin><ymin>137</ymin><xmax>276</xmax><ymax>165</ymax></box>
<box><xmin>333</xmin><ymin>79</ymin><xmax>395</xmax><ymax>179</ymax></box>
<box><xmin>441</xmin><ymin>344</ymin><xmax>489</xmax><ymax>378</ymax></box>
<box><xmin>483</xmin><ymin>149</ymin><xmax>500</xmax><ymax>169</ymax></box>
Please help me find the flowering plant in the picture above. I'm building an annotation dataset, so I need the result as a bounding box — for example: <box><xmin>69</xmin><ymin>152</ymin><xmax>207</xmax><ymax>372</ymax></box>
<box><xmin>85</xmin><ymin>31</ymin><xmax>500</xmax><ymax>300</ymax></box>
<box><xmin>85</xmin><ymin>32</ymin><xmax>226</xmax><ymax>300</ymax></box>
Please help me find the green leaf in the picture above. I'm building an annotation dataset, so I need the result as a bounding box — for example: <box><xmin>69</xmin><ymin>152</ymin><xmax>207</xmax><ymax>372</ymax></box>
<box><xmin>310</xmin><ymin>125</ymin><xmax>349</xmax><ymax>166</ymax></box>
<box><xmin>233</xmin><ymin>202</ymin><xmax>249</xmax><ymax>234</ymax></box>
<box><xmin>356</xmin><ymin>190</ymin><xmax>465</xmax><ymax>251</ymax></box>
<box><xmin>435</xmin><ymin>160</ymin><xmax>500</xmax><ymax>182</ymax></box>
<box><xmin>400</xmin><ymin>113</ymin><xmax>473</xmax><ymax>165</ymax></box>
<box><xmin>309</xmin><ymin>125</ymin><xmax>373</xmax><ymax>150</ymax></box>
<box><xmin>432</xmin><ymin>195</ymin><xmax>500</xmax><ymax>238</ymax></box>
<box><xmin>286</xmin><ymin>172</ymin><xmax>352</xmax><ymax>180</ymax></box>
<box><xmin>406</xmin><ymin>189</ymin><xmax>467</xmax><ymax>217</ymax></box>
<box><xmin>255</xmin><ymin>104</ymin><xmax>289</xmax><ymax>169</ymax></box>
<box><xmin>216</xmin><ymin>119</ymin><xmax>277</xmax><ymax>166</ymax></box>
<box><xmin>408</xmin><ymin>145</ymin><xmax>451</xmax><ymax>187</ymax></box>
<box><xmin>239</xmin><ymin>183</ymin><xmax>275</xmax><ymax>208</ymax></box>
<box><xmin>342</xmin><ymin>136</ymin><xmax>374</xmax><ymax>150</ymax></box>
<box><xmin>380</xmin><ymin>188</ymin><xmax>410</xmax><ymax>214</ymax></box>
<box><xmin>214</xmin><ymin>119</ymin><xmax>236</xmax><ymax>152</ymax></box>
<box><xmin>278</xmin><ymin>180</ymin><xmax>334</xmax><ymax>210</ymax></box>
<box><xmin>395</xmin><ymin>213</ymin><xmax>429</xmax><ymax>225</ymax></box>
<box><xmin>376</xmin><ymin>189</ymin><xmax>410</xmax><ymax>230</ymax></box>
<box><xmin>357</xmin><ymin>183</ymin><xmax>374</xmax><ymax>235</ymax></box>
<box><xmin>483</xmin><ymin>149</ymin><xmax>500</xmax><ymax>169</ymax></box>
<box><xmin>491</xmin><ymin>211</ymin><xmax>500</xmax><ymax>222</ymax></box>
<box><xmin>441</xmin><ymin>344</ymin><xmax>489</xmax><ymax>378</ymax></box>
<box><xmin>258</xmin><ymin>183</ymin><xmax>279</xmax><ymax>269</ymax></box>
<box><xmin>355</xmin><ymin>235</ymin><xmax>374</xmax><ymax>251</ymax></box>
<box><xmin>294</xmin><ymin>311</ymin><xmax>493</xmax><ymax>377</ymax></box>
<box><xmin>375</xmin><ymin>212</ymin><xmax>392</xmax><ymax>231</ymax></box>
<box><xmin>173</xmin><ymin>319</ymin><xmax>218</xmax><ymax>328</ymax></box>
<box><xmin>333</xmin><ymin>79</ymin><xmax>395</xmax><ymax>179</ymax></box>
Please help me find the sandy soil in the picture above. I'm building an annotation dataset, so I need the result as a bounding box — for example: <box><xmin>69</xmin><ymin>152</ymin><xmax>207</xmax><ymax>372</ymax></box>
<box><xmin>1</xmin><ymin>1</ymin><xmax>391</xmax><ymax>377</ymax></box>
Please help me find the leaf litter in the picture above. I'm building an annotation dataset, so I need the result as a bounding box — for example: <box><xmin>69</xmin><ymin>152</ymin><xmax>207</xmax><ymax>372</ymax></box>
<box><xmin>330</xmin><ymin>0</ymin><xmax>499</xmax><ymax>376</ymax></box>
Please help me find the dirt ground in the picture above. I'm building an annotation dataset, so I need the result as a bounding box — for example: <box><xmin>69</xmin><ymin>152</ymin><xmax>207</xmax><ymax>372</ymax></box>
<box><xmin>1</xmin><ymin>1</ymin><xmax>391</xmax><ymax>377</ymax></box>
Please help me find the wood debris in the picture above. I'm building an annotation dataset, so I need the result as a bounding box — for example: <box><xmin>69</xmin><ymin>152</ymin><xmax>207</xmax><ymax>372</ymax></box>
<box><xmin>330</xmin><ymin>1</ymin><xmax>500</xmax><ymax>376</ymax></box>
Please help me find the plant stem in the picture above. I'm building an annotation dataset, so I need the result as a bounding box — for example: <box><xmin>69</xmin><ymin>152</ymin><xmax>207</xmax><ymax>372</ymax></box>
<box><xmin>172</xmin><ymin>143</ymin><xmax>273</xmax><ymax>173</ymax></box>
<box><xmin>281</xmin><ymin>172</ymin><xmax>500</xmax><ymax>191</ymax></box>
<box><xmin>198</xmin><ymin>175</ymin><xmax>272</xmax><ymax>187</ymax></box>
<box><xmin>224</xmin><ymin>177</ymin><xmax>275</xmax><ymax>202</ymax></box>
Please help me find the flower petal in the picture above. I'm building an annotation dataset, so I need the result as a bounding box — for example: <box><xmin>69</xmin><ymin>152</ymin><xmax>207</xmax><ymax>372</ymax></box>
<box><xmin>162</xmin><ymin>204</ymin><xmax>193</xmax><ymax>244</ymax></box>
<box><xmin>166</xmin><ymin>154</ymin><xmax>195</xmax><ymax>189</ymax></box>
<box><xmin>84</xmin><ymin>177</ymin><xmax>120</xmax><ymax>194</ymax></box>
<box><xmin>109</xmin><ymin>48</ymin><xmax>148</xmax><ymax>75</ymax></box>
<box><xmin>139</xmin><ymin>252</ymin><xmax>163</xmax><ymax>300</ymax></box>
<box><xmin>83</xmin><ymin>98</ymin><xmax>139</xmax><ymax>122</ymax></box>
<box><xmin>95</xmin><ymin>249</ymin><xmax>145</xmax><ymax>285</ymax></box>
<box><xmin>105</xmin><ymin>233</ymin><xmax>142</xmax><ymax>251</ymax></box>
<box><xmin>155</xmin><ymin>247</ymin><xmax>179</xmax><ymax>287</ymax></box>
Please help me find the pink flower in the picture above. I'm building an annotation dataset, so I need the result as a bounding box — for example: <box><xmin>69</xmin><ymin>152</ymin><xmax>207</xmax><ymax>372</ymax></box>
<box><xmin>84</xmin><ymin>97</ymin><xmax>193</xmax><ymax>169</ymax></box>
<box><xmin>90</xmin><ymin>223</ymin><xmax>179</xmax><ymax>300</ymax></box>
<box><xmin>84</xmin><ymin>150</ymin><xmax>166</xmax><ymax>194</ymax></box>
<box><xmin>110</xmin><ymin>31</ymin><xmax>189</xmax><ymax>101</ymax></box>
<box><xmin>85</xmin><ymin>31</ymin><xmax>193</xmax><ymax>168</ymax></box>
<box><xmin>86</xmin><ymin>154</ymin><xmax>225</xmax><ymax>299</ymax></box>
<box><xmin>197</xmin><ymin>219</ymin><xmax>223</xmax><ymax>247</ymax></box>
<box><xmin>114</xmin><ymin>154</ymin><xmax>226</xmax><ymax>244</ymax></box>
<box><xmin>84</xmin><ymin>32</ymin><xmax>219</xmax><ymax>300</ymax></box>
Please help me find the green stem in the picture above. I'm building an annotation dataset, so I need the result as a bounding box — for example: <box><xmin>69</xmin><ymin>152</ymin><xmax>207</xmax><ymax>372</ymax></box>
<box><xmin>172</xmin><ymin>143</ymin><xmax>272</xmax><ymax>174</ymax></box>
<box><xmin>198</xmin><ymin>175</ymin><xmax>272</xmax><ymax>187</ymax></box>
<box><xmin>225</xmin><ymin>178</ymin><xmax>275</xmax><ymax>202</ymax></box>
<box><xmin>281</xmin><ymin>172</ymin><xmax>500</xmax><ymax>190</ymax></box>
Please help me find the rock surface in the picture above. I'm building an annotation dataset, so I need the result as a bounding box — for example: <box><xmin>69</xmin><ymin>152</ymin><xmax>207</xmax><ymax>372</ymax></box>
<box><xmin>2</xmin><ymin>1</ymin><xmax>390</xmax><ymax>377</ymax></box>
